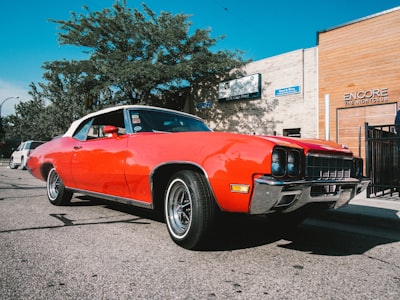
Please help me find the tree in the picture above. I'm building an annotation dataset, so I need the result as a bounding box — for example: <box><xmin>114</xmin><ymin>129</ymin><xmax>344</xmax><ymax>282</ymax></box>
<box><xmin>49</xmin><ymin>1</ymin><xmax>247</xmax><ymax>110</ymax></box>
<box><xmin>5</xmin><ymin>93</ymin><xmax>50</xmax><ymax>141</ymax></box>
<box><xmin>4</xmin><ymin>1</ymin><xmax>248</xmax><ymax>141</ymax></box>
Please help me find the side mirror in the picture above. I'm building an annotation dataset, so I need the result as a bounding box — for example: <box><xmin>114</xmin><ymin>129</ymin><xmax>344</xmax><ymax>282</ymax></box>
<box><xmin>103</xmin><ymin>125</ymin><xmax>118</xmax><ymax>138</ymax></box>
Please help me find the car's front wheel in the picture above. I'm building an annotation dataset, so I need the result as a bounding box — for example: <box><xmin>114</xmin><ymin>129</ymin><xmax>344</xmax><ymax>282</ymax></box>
<box><xmin>47</xmin><ymin>167</ymin><xmax>73</xmax><ymax>206</ymax></box>
<box><xmin>164</xmin><ymin>170</ymin><xmax>216</xmax><ymax>250</ymax></box>
<box><xmin>9</xmin><ymin>157</ymin><xmax>18</xmax><ymax>169</ymax></box>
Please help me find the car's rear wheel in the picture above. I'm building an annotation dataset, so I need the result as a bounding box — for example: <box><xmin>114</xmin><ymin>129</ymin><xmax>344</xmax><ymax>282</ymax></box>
<box><xmin>9</xmin><ymin>157</ymin><xmax>18</xmax><ymax>169</ymax></box>
<box><xmin>20</xmin><ymin>157</ymin><xmax>26</xmax><ymax>170</ymax></box>
<box><xmin>47</xmin><ymin>167</ymin><xmax>73</xmax><ymax>206</ymax></box>
<box><xmin>164</xmin><ymin>170</ymin><xmax>216</xmax><ymax>250</ymax></box>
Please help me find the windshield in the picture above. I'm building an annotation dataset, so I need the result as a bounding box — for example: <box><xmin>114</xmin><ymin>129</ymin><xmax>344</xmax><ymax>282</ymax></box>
<box><xmin>129</xmin><ymin>110</ymin><xmax>211</xmax><ymax>133</ymax></box>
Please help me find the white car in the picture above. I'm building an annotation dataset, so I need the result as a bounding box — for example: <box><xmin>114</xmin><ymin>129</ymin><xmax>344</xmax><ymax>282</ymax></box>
<box><xmin>9</xmin><ymin>141</ymin><xmax>44</xmax><ymax>170</ymax></box>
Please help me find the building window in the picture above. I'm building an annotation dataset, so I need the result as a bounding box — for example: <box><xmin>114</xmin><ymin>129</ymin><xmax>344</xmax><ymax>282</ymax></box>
<box><xmin>283</xmin><ymin>128</ymin><xmax>301</xmax><ymax>138</ymax></box>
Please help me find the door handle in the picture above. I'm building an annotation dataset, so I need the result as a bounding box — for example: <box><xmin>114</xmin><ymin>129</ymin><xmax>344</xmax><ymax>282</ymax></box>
<box><xmin>73</xmin><ymin>146</ymin><xmax>82</xmax><ymax>150</ymax></box>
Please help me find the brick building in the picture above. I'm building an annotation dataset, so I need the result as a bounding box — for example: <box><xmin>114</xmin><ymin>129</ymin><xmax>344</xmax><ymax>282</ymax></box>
<box><xmin>196</xmin><ymin>6</ymin><xmax>400</xmax><ymax>162</ymax></box>
<box><xmin>197</xmin><ymin>48</ymin><xmax>318</xmax><ymax>137</ymax></box>
<box><xmin>318</xmin><ymin>7</ymin><xmax>400</xmax><ymax>159</ymax></box>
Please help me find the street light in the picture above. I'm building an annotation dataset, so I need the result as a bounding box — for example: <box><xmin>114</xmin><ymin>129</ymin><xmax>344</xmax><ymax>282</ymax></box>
<box><xmin>0</xmin><ymin>96</ymin><xmax>19</xmax><ymax>118</ymax></box>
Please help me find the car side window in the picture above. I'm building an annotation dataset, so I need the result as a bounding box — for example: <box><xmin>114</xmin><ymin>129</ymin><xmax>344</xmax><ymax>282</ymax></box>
<box><xmin>73</xmin><ymin>119</ymin><xmax>93</xmax><ymax>141</ymax></box>
<box><xmin>73</xmin><ymin>109</ymin><xmax>126</xmax><ymax>141</ymax></box>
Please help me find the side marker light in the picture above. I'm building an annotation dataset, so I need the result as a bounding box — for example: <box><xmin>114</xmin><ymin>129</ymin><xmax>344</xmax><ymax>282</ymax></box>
<box><xmin>230</xmin><ymin>184</ymin><xmax>250</xmax><ymax>194</ymax></box>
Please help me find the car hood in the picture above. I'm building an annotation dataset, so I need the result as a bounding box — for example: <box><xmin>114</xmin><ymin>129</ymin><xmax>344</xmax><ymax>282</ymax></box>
<box><xmin>150</xmin><ymin>131</ymin><xmax>353</xmax><ymax>156</ymax></box>
<box><xmin>146</xmin><ymin>131</ymin><xmax>352</xmax><ymax>155</ymax></box>
<box><xmin>257</xmin><ymin>135</ymin><xmax>353</xmax><ymax>156</ymax></box>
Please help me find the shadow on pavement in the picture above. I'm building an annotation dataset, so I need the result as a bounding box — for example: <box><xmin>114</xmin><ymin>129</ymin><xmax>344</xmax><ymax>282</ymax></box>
<box><xmin>70</xmin><ymin>195</ymin><xmax>400</xmax><ymax>254</ymax></box>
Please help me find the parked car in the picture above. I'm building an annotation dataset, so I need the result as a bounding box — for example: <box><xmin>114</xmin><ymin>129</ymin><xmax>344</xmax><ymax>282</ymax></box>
<box><xmin>9</xmin><ymin>140</ymin><xmax>45</xmax><ymax>170</ymax></box>
<box><xmin>27</xmin><ymin>105</ymin><xmax>369</xmax><ymax>249</ymax></box>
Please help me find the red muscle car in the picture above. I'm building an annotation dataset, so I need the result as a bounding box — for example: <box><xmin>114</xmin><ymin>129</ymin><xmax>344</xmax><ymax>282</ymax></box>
<box><xmin>27</xmin><ymin>105</ymin><xmax>369</xmax><ymax>249</ymax></box>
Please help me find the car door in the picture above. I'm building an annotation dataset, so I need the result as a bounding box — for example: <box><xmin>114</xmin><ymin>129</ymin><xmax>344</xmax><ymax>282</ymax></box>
<box><xmin>70</xmin><ymin>111</ymin><xmax>131</xmax><ymax>199</ymax></box>
<box><xmin>13</xmin><ymin>142</ymin><xmax>25</xmax><ymax>164</ymax></box>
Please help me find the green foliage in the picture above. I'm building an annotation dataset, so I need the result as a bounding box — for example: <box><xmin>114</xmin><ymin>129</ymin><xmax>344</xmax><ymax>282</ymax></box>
<box><xmin>51</xmin><ymin>2</ymin><xmax>247</xmax><ymax>107</ymax></box>
<box><xmin>4</xmin><ymin>92</ymin><xmax>51</xmax><ymax>141</ymax></box>
<box><xmin>4</xmin><ymin>1</ymin><xmax>248</xmax><ymax>141</ymax></box>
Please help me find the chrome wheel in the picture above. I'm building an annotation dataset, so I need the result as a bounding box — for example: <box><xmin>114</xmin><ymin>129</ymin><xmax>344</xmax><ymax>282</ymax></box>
<box><xmin>165</xmin><ymin>178</ymin><xmax>192</xmax><ymax>239</ymax></box>
<box><xmin>46</xmin><ymin>167</ymin><xmax>72</xmax><ymax>206</ymax></box>
<box><xmin>47</xmin><ymin>168</ymin><xmax>61</xmax><ymax>201</ymax></box>
<box><xmin>164</xmin><ymin>170</ymin><xmax>216</xmax><ymax>249</ymax></box>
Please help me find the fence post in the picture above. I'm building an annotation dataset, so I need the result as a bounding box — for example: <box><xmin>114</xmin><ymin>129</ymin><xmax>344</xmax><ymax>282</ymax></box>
<box><xmin>364</xmin><ymin>122</ymin><xmax>370</xmax><ymax>198</ymax></box>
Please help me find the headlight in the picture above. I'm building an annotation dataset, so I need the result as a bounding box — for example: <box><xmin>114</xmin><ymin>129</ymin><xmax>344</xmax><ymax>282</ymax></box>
<box><xmin>272</xmin><ymin>148</ymin><xmax>285</xmax><ymax>177</ymax></box>
<box><xmin>272</xmin><ymin>148</ymin><xmax>302</xmax><ymax>178</ymax></box>
<box><xmin>288</xmin><ymin>150</ymin><xmax>301</xmax><ymax>176</ymax></box>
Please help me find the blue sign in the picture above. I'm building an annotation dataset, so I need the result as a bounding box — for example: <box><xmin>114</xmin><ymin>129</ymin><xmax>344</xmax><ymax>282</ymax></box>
<box><xmin>274</xmin><ymin>85</ymin><xmax>301</xmax><ymax>97</ymax></box>
<box><xmin>196</xmin><ymin>101</ymin><xmax>212</xmax><ymax>109</ymax></box>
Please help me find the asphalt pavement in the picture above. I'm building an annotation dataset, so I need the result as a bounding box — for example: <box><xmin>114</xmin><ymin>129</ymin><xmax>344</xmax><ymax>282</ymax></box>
<box><xmin>1</xmin><ymin>158</ymin><xmax>399</xmax><ymax>230</ymax></box>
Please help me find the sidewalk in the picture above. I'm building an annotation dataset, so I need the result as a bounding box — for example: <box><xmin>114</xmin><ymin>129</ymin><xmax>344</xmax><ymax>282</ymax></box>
<box><xmin>319</xmin><ymin>192</ymin><xmax>400</xmax><ymax>230</ymax></box>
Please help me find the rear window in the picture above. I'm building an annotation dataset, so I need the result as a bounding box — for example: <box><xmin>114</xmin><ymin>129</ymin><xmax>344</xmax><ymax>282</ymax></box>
<box><xmin>30</xmin><ymin>142</ymin><xmax>44</xmax><ymax>149</ymax></box>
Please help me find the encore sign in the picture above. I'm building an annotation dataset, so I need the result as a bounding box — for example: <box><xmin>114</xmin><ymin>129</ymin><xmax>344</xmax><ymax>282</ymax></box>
<box><xmin>343</xmin><ymin>88</ymin><xmax>389</xmax><ymax>106</ymax></box>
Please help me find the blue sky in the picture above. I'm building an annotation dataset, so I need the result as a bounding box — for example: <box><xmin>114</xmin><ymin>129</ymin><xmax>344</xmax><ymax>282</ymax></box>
<box><xmin>1</xmin><ymin>0</ymin><xmax>399</xmax><ymax>116</ymax></box>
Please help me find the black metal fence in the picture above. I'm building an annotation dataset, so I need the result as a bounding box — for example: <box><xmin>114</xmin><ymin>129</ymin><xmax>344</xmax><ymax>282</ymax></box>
<box><xmin>365</xmin><ymin>122</ymin><xmax>400</xmax><ymax>197</ymax></box>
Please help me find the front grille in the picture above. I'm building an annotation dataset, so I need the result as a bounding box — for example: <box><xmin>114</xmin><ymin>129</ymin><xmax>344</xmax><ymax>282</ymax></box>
<box><xmin>306</xmin><ymin>154</ymin><xmax>352</xmax><ymax>180</ymax></box>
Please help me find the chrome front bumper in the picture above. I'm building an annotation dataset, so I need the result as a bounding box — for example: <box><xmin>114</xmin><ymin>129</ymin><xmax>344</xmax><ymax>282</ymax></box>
<box><xmin>249</xmin><ymin>176</ymin><xmax>370</xmax><ymax>214</ymax></box>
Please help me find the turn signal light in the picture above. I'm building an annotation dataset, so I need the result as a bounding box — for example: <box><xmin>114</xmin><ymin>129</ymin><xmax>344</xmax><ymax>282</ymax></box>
<box><xmin>230</xmin><ymin>184</ymin><xmax>250</xmax><ymax>194</ymax></box>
